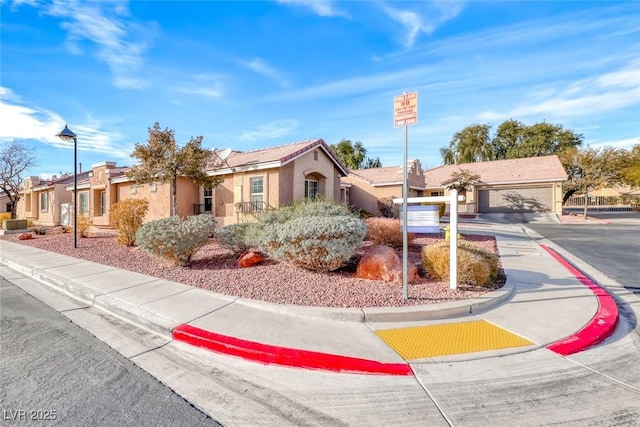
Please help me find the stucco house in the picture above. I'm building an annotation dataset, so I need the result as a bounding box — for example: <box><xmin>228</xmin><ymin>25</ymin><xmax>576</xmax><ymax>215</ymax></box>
<box><xmin>54</xmin><ymin>139</ymin><xmax>348</xmax><ymax>229</ymax></box>
<box><xmin>0</xmin><ymin>191</ymin><xmax>12</xmax><ymax>214</ymax></box>
<box><xmin>341</xmin><ymin>159</ymin><xmax>425</xmax><ymax>216</ymax></box>
<box><xmin>203</xmin><ymin>138</ymin><xmax>348</xmax><ymax>225</ymax></box>
<box><xmin>17</xmin><ymin>172</ymin><xmax>91</xmax><ymax>226</ymax></box>
<box><xmin>424</xmin><ymin>155</ymin><xmax>568</xmax><ymax>215</ymax></box>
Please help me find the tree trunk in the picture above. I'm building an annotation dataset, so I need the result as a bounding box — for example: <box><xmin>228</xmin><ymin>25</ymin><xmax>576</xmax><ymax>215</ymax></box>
<box><xmin>172</xmin><ymin>177</ymin><xmax>178</xmax><ymax>217</ymax></box>
<box><xmin>9</xmin><ymin>195</ymin><xmax>19</xmax><ymax>219</ymax></box>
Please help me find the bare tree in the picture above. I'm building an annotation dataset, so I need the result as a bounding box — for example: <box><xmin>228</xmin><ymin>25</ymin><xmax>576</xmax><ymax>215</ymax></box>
<box><xmin>0</xmin><ymin>140</ymin><xmax>37</xmax><ymax>219</ymax></box>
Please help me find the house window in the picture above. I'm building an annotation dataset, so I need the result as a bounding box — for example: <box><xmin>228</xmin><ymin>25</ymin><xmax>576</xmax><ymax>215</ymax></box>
<box><xmin>40</xmin><ymin>192</ymin><xmax>48</xmax><ymax>212</ymax></box>
<box><xmin>430</xmin><ymin>191</ymin><xmax>444</xmax><ymax>197</ymax></box>
<box><xmin>79</xmin><ymin>192</ymin><xmax>89</xmax><ymax>215</ymax></box>
<box><xmin>250</xmin><ymin>177</ymin><xmax>264</xmax><ymax>211</ymax></box>
<box><xmin>100</xmin><ymin>191</ymin><xmax>107</xmax><ymax>216</ymax></box>
<box><xmin>305</xmin><ymin>179</ymin><xmax>319</xmax><ymax>199</ymax></box>
<box><xmin>314</xmin><ymin>150</ymin><xmax>318</xmax><ymax>161</ymax></box>
<box><xmin>203</xmin><ymin>186</ymin><xmax>213</xmax><ymax>213</ymax></box>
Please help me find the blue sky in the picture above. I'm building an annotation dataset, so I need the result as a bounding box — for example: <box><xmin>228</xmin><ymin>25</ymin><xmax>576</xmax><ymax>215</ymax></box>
<box><xmin>2</xmin><ymin>0</ymin><xmax>639</xmax><ymax>178</ymax></box>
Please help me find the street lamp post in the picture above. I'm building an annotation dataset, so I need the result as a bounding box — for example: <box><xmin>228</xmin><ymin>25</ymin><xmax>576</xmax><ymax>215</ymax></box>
<box><xmin>56</xmin><ymin>125</ymin><xmax>78</xmax><ymax>249</ymax></box>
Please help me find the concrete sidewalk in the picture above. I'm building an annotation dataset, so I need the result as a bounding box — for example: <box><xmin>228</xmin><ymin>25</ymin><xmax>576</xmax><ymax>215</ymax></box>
<box><xmin>0</xmin><ymin>223</ymin><xmax>619</xmax><ymax>375</ymax></box>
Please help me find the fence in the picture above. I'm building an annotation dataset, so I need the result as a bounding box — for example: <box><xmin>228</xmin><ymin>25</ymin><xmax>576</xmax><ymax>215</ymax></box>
<box><xmin>565</xmin><ymin>195</ymin><xmax>640</xmax><ymax>212</ymax></box>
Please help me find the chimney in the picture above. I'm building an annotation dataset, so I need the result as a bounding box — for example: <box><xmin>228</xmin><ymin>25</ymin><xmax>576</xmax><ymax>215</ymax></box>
<box><xmin>79</xmin><ymin>163</ymin><xmax>82</xmax><ymax>173</ymax></box>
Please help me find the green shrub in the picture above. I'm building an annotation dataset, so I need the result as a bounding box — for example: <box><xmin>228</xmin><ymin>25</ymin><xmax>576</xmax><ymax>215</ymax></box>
<box><xmin>253</xmin><ymin>199</ymin><xmax>367</xmax><ymax>272</ymax></box>
<box><xmin>135</xmin><ymin>214</ymin><xmax>216</xmax><ymax>266</ymax></box>
<box><xmin>215</xmin><ymin>223</ymin><xmax>258</xmax><ymax>255</ymax></box>
<box><xmin>110</xmin><ymin>198</ymin><xmax>149</xmax><ymax>246</ymax></box>
<box><xmin>421</xmin><ymin>241</ymin><xmax>499</xmax><ymax>286</ymax></box>
<box><xmin>365</xmin><ymin>217</ymin><xmax>414</xmax><ymax>250</ymax></box>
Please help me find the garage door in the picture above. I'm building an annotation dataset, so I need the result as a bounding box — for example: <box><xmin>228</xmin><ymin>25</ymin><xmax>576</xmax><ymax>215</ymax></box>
<box><xmin>478</xmin><ymin>186</ymin><xmax>552</xmax><ymax>213</ymax></box>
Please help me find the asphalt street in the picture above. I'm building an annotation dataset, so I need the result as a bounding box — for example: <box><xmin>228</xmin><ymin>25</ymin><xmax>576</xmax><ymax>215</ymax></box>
<box><xmin>0</xmin><ymin>277</ymin><xmax>222</xmax><ymax>427</ymax></box>
<box><xmin>526</xmin><ymin>220</ymin><xmax>639</xmax><ymax>292</ymax></box>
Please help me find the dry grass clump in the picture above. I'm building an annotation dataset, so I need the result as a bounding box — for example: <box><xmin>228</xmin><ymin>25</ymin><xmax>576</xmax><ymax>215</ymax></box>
<box><xmin>422</xmin><ymin>241</ymin><xmax>499</xmax><ymax>287</ymax></box>
<box><xmin>365</xmin><ymin>217</ymin><xmax>415</xmax><ymax>250</ymax></box>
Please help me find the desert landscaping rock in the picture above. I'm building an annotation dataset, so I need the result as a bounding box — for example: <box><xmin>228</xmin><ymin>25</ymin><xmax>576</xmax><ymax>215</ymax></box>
<box><xmin>1</xmin><ymin>228</ymin><xmax>501</xmax><ymax>308</ymax></box>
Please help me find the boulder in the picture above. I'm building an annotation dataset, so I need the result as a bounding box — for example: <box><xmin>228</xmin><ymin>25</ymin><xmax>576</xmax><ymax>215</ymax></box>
<box><xmin>18</xmin><ymin>233</ymin><xmax>33</xmax><ymax>240</ymax></box>
<box><xmin>356</xmin><ymin>245</ymin><xmax>419</xmax><ymax>283</ymax></box>
<box><xmin>238</xmin><ymin>250</ymin><xmax>264</xmax><ymax>268</ymax></box>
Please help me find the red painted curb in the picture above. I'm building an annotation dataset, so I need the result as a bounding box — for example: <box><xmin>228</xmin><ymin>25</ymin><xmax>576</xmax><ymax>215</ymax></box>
<box><xmin>173</xmin><ymin>323</ymin><xmax>413</xmax><ymax>376</ymax></box>
<box><xmin>539</xmin><ymin>244</ymin><xmax>619</xmax><ymax>356</ymax></box>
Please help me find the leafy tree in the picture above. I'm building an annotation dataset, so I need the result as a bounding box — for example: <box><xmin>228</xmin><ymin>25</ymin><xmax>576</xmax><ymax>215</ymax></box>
<box><xmin>558</xmin><ymin>146</ymin><xmax>628</xmax><ymax>218</ymax></box>
<box><xmin>127</xmin><ymin>122</ymin><xmax>222</xmax><ymax>216</ymax></box>
<box><xmin>445</xmin><ymin>168</ymin><xmax>481</xmax><ymax>193</ymax></box>
<box><xmin>441</xmin><ymin>120</ymin><xmax>583</xmax><ymax>164</ymax></box>
<box><xmin>441</xmin><ymin>124</ymin><xmax>492</xmax><ymax>165</ymax></box>
<box><xmin>330</xmin><ymin>139</ymin><xmax>382</xmax><ymax>169</ymax></box>
<box><xmin>518</xmin><ymin>122</ymin><xmax>583</xmax><ymax>158</ymax></box>
<box><xmin>622</xmin><ymin>144</ymin><xmax>640</xmax><ymax>187</ymax></box>
<box><xmin>490</xmin><ymin>119</ymin><xmax>526</xmax><ymax>160</ymax></box>
<box><xmin>0</xmin><ymin>140</ymin><xmax>37</xmax><ymax>219</ymax></box>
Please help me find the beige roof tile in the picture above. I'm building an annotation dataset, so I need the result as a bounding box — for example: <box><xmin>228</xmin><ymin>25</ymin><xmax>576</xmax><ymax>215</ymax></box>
<box><xmin>347</xmin><ymin>166</ymin><xmax>404</xmax><ymax>184</ymax></box>
<box><xmin>425</xmin><ymin>155</ymin><xmax>567</xmax><ymax>187</ymax></box>
<box><xmin>207</xmin><ymin>138</ymin><xmax>348</xmax><ymax>174</ymax></box>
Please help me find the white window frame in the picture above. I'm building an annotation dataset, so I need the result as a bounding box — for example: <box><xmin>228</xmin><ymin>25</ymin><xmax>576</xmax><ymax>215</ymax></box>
<box><xmin>305</xmin><ymin>179</ymin><xmax>319</xmax><ymax>199</ymax></box>
<box><xmin>79</xmin><ymin>191</ymin><xmax>89</xmax><ymax>215</ymax></box>
<box><xmin>250</xmin><ymin>177</ymin><xmax>264</xmax><ymax>211</ymax></box>
<box><xmin>40</xmin><ymin>192</ymin><xmax>48</xmax><ymax>212</ymax></box>
<box><xmin>100</xmin><ymin>191</ymin><xmax>107</xmax><ymax>216</ymax></box>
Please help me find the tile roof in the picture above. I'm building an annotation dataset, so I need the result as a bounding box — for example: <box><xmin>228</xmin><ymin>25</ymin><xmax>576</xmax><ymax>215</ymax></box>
<box><xmin>424</xmin><ymin>155</ymin><xmax>568</xmax><ymax>187</ymax></box>
<box><xmin>206</xmin><ymin>138</ymin><xmax>348</xmax><ymax>175</ymax></box>
<box><xmin>347</xmin><ymin>166</ymin><xmax>404</xmax><ymax>184</ymax></box>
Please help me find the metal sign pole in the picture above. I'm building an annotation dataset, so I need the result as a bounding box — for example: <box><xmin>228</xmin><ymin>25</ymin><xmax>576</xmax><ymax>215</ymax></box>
<box><xmin>402</xmin><ymin>122</ymin><xmax>408</xmax><ymax>300</ymax></box>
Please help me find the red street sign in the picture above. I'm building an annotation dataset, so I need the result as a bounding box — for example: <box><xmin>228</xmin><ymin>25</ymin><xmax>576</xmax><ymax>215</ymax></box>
<box><xmin>394</xmin><ymin>92</ymin><xmax>418</xmax><ymax>127</ymax></box>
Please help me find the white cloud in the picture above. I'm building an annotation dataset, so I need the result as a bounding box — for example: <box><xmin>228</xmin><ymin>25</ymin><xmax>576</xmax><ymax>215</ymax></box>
<box><xmin>0</xmin><ymin>86</ymin><xmax>130</xmax><ymax>158</ymax></box>
<box><xmin>246</xmin><ymin>58</ymin><xmax>289</xmax><ymax>87</ymax></box>
<box><xmin>171</xmin><ymin>74</ymin><xmax>225</xmax><ymax>98</ymax></box>
<box><xmin>591</xmin><ymin>137</ymin><xmax>640</xmax><ymax>150</ymax></box>
<box><xmin>239</xmin><ymin>119</ymin><xmax>299</xmax><ymax>141</ymax></box>
<box><xmin>21</xmin><ymin>0</ymin><xmax>155</xmax><ymax>90</ymax></box>
<box><xmin>380</xmin><ymin>1</ymin><xmax>465</xmax><ymax>47</ymax></box>
<box><xmin>276</xmin><ymin>0</ymin><xmax>350</xmax><ymax>18</ymax></box>
<box><xmin>477</xmin><ymin>61</ymin><xmax>640</xmax><ymax>122</ymax></box>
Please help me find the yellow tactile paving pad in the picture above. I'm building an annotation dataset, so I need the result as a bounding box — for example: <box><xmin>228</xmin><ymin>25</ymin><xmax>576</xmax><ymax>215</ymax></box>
<box><xmin>375</xmin><ymin>320</ymin><xmax>534</xmax><ymax>359</ymax></box>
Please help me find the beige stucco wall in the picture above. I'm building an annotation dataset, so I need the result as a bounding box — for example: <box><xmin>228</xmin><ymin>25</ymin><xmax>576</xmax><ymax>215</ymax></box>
<box><xmin>0</xmin><ymin>192</ymin><xmax>11</xmax><ymax>213</ymax></box>
<box><xmin>211</xmin><ymin>148</ymin><xmax>343</xmax><ymax>226</ymax></box>
<box><xmin>16</xmin><ymin>177</ymin><xmax>72</xmax><ymax>226</ymax></box>
<box><xmin>88</xmin><ymin>163</ymin><xmax>117</xmax><ymax>227</ymax></box>
<box><xmin>116</xmin><ymin>181</ymin><xmax>171</xmax><ymax>222</ymax></box>
<box><xmin>291</xmin><ymin>148</ymin><xmax>340</xmax><ymax>201</ymax></box>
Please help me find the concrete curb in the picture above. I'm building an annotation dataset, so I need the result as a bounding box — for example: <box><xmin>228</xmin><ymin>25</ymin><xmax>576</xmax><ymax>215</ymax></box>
<box><xmin>540</xmin><ymin>244</ymin><xmax>619</xmax><ymax>355</ymax></box>
<box><xmin>173</xmin><ymin>324</ymin><xmax>414</xmax><ymax>376</ymax></box>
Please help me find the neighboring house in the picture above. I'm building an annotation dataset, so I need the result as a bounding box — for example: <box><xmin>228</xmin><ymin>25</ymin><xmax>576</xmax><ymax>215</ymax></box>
<box><xmin>69</xmin><ymin>139</ymin><xmax>349</xmax><ymax>228</ymax></box>
<box><xmin>0</xmin><ymin>190</ymin><xmax>12</xmax><ymax>214</ymax></box>
<box><xmin>204</xmin><ymin>138</ymin><xmax>348</xmax><ymax>225</ymax></box>
<box><xmin>424</xmin><ymin>155</ymin><xmax>568</xmax><ymax>215</ymax></box>
<box><xmin>341</xmin><ymin>159</ymin><xmax>425</xmax><ymax>216</ymax></box>
<box><xmin>16</xmin><ymin>172</ymin><xmax>91</xmax><ymax>226</ymax></box>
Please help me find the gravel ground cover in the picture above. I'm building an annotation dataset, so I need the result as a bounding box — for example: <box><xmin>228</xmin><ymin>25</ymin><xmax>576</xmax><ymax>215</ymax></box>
<box><xmin>2</xmin><ymin>228</ymin><xmax>503</xmax><ymax>308</ymax></box>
